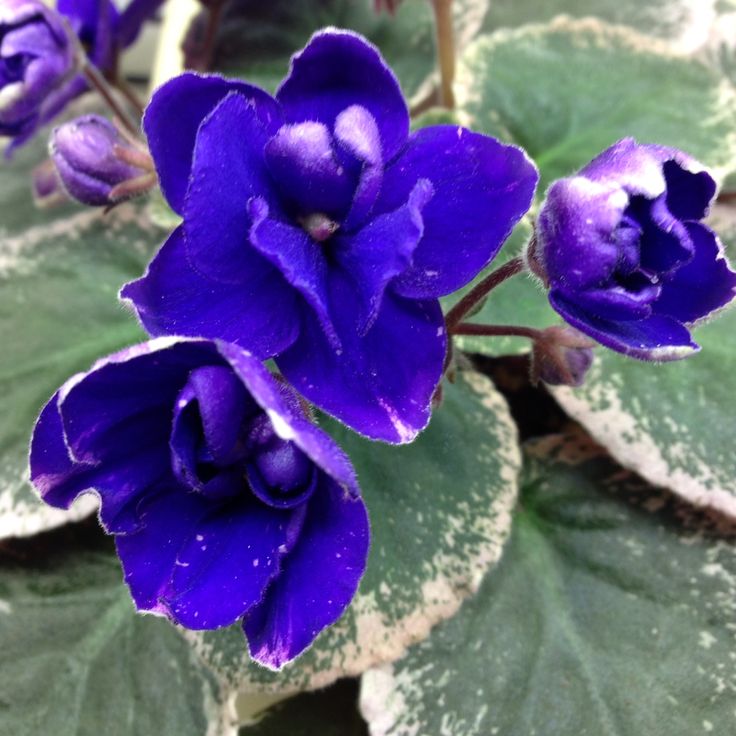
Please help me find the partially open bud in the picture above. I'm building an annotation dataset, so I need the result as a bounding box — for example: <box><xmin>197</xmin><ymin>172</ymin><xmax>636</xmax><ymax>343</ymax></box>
<box><xmin>531</xmin><ymin>326</ymin><xmax>595</xmax><ymax>387</ymax></box>
<box><xmin>50</xmin><ymin>114</ymin><xmax>155</xmax><ymax>207</ymax></box>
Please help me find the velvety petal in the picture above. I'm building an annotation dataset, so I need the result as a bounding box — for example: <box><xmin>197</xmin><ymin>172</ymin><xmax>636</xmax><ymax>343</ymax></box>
<box><xmin>160</xmin><ymin>498</ymin><xmax>305</xmax><ymax>629</ymax></box>
<box><xmin>264</xmin><ymin>121</ymin><xmax>355</xmax><ymax>219</ymax></box>
<box><xmin>561</xmin><ymin>280</ymin><xmax>660</xmax><ymax>322</ymax></box>
<box><xmin>277</xmin><ymin>272</ymin><xmax>446</xmax><ymax>444</ymax></box>
<box><xmin>247</xmin><ymin>197</ymin><xmax>338</xmax><ymax>348</ymax></box>
<box><xmin>661</xmin><ymin>159</ymin><xmax>716</xmax><ymax>222</ymax></box>
<box><xmin>581</xmin><ymin>138</ymin><xmax>667</xmax><ymax>199</ymax></box>
<box><xmin>243</xmin><ymin>477</ymin><xmax>369</xmax><ymax>669</ymax></box>
<box><xmin>276</xmin><ymin>29</ymin><xmax>409</xmax><ymax>161</ymax></box>
<box><xmin>31</xmin><ymin>391</ymin><xmax>173</xmax><ymax>534</ymax></box>
<box><xmin>115</xmin><ymin>487</ymin><xmax>212</xmax><ymax>614</ymax></box>
<box><xmin>537</xmin><ymin>176</ymin><xmax>627</xmax><ymax>291</ymax></box>
<box><xmin>630</xmin><ymin>194</ymin><xmax>694</xmax><ymax>274</ymax></box>
<box><xmin>334</xmin><ymin>178</ymin><xmax>433</xmax><ymax>333</ymax></box>
<box><xmin>377</xmin><ymin>126</ymin><xmax>538</xmax><ymax>298</ymax></box>
<box><xmin>183</xmin><ymin>92</ymin><xmax>282</xmax><ymax>284</ymax></box>
<box><xmin>655</xmin><ymin>223</ymin><xmax>736</xmax><ymax>324</ymax></box>
<box><xmin>217</xmin><ymin>341</ymin><xmax>360</xmax><ymax>496</ymax></box>
<box><xmin>550</xmin><ymin>290</ymin><xmax>699</xmax><ymax>361</ymax></box>
<box><xmin>334</xmin><ymin>104</ymin><xmax>383</xmax><ymax>231</ymax></box>
<box><xmin>117</xmin><ymin>0</ymin><xmax>166</xmax><ymax>48</ymax></box>
<box><xmin>120</xmin><ymin>227</ymin><xmax>301</xmax><ymax>359</ymax></box>
<box><xmin>143</xmin><ymin>73</ymin><xmax>281</xmax><ymax>213</ymax></box>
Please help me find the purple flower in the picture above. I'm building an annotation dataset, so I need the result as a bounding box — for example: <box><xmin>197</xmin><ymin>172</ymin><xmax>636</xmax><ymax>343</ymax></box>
<box><xmin>121</xmin><ymin>30</ymin><xmax>538</xmax><ymax>443</ymax></box>
<box><xmin>30</xmin><ymin>338</ymin><xmax>369</xmax><ymax>670</ymax></box>
<box><xmin>0</xmin><ymin>0</ymin><xmax>74</xmax><ymax>150</ymax></box>
<box><xmin>534</xmin><ymin>138</ymin><xmax>736</xmax><ymax>360</ymax></box>
<box><xmin>50</xmin><ymin>114</ymin><xmax>148</xmax><ymax>205</ymax></box>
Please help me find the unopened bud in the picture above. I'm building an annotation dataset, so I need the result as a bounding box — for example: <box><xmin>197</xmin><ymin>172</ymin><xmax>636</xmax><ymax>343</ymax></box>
<box><xmin>50</xmin><ymin>115</ymin><xmax>154</xmax><ymax>206</ymax></box>
<box><xmin>531</xmin><ymin>326</ymin><xmax>595</xmax><ymax>387</ymax></box>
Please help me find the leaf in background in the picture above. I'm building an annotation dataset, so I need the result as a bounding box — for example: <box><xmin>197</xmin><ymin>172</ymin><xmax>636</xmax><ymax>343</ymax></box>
<box><xmin>480</xmin><ymin>0</ymin><xmax>719</xmax><ymax>53</ymax></box>
<box><xmin>0</xmin><ymin>206</ymin><xmax>152</xmax><ymax>538</ymax></box>
<box><xmin>207</xmin><ymin>0</ymin><xmax>488</xmax><ymax>104</ymax></box>
<box><xmin>0</xmin><ymin>528</ymin><xmax>236</xmax><ymax>736</ymax></box>
<box><xmin>361</xmin><ymin>434</ymin><xmax>736</xmax><ymax>735</ymax></box>
<box><xmin>241</xmin><ymin>680</ymin><xmax>367</xmax><ymax>736</ymax></box>
<box><xmin>186</xmin><ymin>370</ymin><xmax>520</xmax><ymax>694</ymax></box>
<box><xmin>455</xmin><ymin>17</ymin><xmax>736</xmax><ymax>190</ymax></box>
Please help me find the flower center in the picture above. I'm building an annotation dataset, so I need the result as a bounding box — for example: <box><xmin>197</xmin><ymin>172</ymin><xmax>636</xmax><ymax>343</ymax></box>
<box><xmin>300</xmin><ymin>212</ymin><xmax>340</xmax><ymax>243</ymax></box>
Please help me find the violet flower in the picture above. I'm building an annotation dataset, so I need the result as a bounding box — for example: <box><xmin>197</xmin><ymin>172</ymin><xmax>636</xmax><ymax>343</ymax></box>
<box><xmin>122</xmin><ymin>30</ymin><xmax>538</xmax><ymax>443</ymax></box>
<box><xmin>533</xmin><ymin>138</ymin><xmax>736</xmax><ymax>360</ymax></box>
<box><xmin>30</xmin><ymin>338</ymin><xmax>369</xmax><ymax>670</ymax></box>
<box><xmin>50</xmin><ymin>114</ymin><xmax>147</xmax><ymax>205</ymax></box>
<box><xmin>0</xmin><ymin>0</ymin><xmax>74</xmax><ymax>151</ymax></box>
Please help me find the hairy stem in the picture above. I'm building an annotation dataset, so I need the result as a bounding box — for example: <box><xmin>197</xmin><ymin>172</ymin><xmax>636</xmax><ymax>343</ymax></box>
<box><xmin>453</xmin><ymin>323</ymin><xmax>543</xmax><ymax>340</ymax></box>
<box><xmin>81</xmin><ymin>61</ymin><xmax>140</xmax><ymax>137</ymax></box>
<box><xmin>444</xmin><ymin>256</ymin><xmax>526</xmax><ymax>332</ymax></box>
<box><xmin>431</xmin><ymin>0</ymin><xmax>455</xmax><ymax>108</ymax></box>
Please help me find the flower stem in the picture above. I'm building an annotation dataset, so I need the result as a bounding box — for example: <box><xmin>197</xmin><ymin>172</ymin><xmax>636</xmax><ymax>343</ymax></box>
<box><xmin>197</xmin><ymin>0</ymin><xmax>226</xmax><ymax>72</ymax></box>
<box><xmin>444</xmin><ymin>256</ymin><xmax>525</xmax><ymax>333</ymax></box>
<box><xmin>431</xmin><ymin>0</ymin><xmax>455</xmax><ymax>108</ymax></box>
<box><xmin>112</xmin><ymin>76</ymin><xmax>146</xmax><ymax>117</ymax></box>
<box><xmin>80</xmin><ymin>59</ymin><xmax>140</xmax><ymax>138</ymax></box>
<box><xmin>453</xmin><ymin>323</ymin><xmax>543</xmax><ymax>340</ymax></box>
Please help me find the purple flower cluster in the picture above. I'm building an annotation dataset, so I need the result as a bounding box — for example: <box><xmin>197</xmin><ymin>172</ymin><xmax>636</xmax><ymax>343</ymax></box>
<box><xmin>0</xmin><ymin>0</ymin><xmax>164</xmax><ymax>153</ymax></box>
<box><xmin>121</xmin><ymin>30</ymin><xmax>538</xmax><ymax>443</ymax></box>
<box><xmin>31</xmin><ymin>338</ymin><xmax>369</xmax><ymax>669</ymax></box>
<box><xmin>534</xmin><ymin>139</ymin><xmax>736</xmax><ymax>360</ymax></box>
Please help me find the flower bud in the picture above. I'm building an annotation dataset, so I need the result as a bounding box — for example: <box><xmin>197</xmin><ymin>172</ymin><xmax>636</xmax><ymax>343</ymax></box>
<box><xmin>531</xmin><ymin>326</ymin><xmax>595</xmax><ymax>387</ymax></box>
<box><xmin>0</xmin><ymin>0</ymin><xmax>74</xmax><ymax>149</ymax></box>
<box><xmin>50</xmin><ymin>115</ymin><xmax>153</xmax><ymax>206</ymax></box>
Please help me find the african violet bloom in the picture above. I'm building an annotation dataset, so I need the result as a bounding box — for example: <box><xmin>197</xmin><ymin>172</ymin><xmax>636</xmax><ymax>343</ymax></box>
<box><xmin>122</xmin><ymin>29</ymin><xmax>538</xmax><ymax>443</ymax></box>
<box><xmin>533</xmin><ymin>138</ymin><xmax>736</xmax><ymax>360</ymax></box>
<box><xmin>30</xmin><ymin>338</ymin><xmax>369</xmax><ymax>669</ymax></box>
<box><xmin>0</xmin><ymin>0</ymin><xmax>74</xmax><ymax>149</ymax></box>
<box><xmin>50</xmin><ymin>113</ymin><xmax>150</xmax><ymax>205</ymax></box>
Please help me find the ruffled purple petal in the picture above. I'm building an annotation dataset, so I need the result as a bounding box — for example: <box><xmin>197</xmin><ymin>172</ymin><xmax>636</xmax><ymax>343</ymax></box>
<box><xmin>218</xmin><ymin>342</ymin><xmax>360</xmax><ymax>496</ymax></box>
<box><xmin>247</xmin><ymin>197</ymin><xmax>338</xmax><ymax>349</ymax></box>
<box><xmin>264</xmin><ymin>120</ymin><xmax>356</xmax><ymax>219</ymax></box>
<box><xmin>660</xmin><ymin>159</ymin><xmax>717</xmax><ymax>222</ymax></box>
<box><xmin>183</xmin><ymin>92</ymin><xmax>282</xmax><ymax>284</ymax></box>
<box><xmin>243</xmin><ymin>477</ymin><xmax>369</xmax><ymax>669</ymax></box>
<box><xmin>117</xmin><ymin>0</ymin><xmax>166</xmax><ymax>48</ymax></box>
<box><xmin>655</xmin><ymin>223</ymin><xmax>736</xmax><ymax>324</ymax></box>
<box><xmin>550</xmin><ymin>290</ymin><xmax>699</xmax><ymax>361</ymax></box>
<box><xmin>276</xmin><ymin>29</ymin><xmax>409</xmax><ymax>162</ymax></box>
<box><xmin>143</xmin><ymin>73</ymin><xmax>281</xmax><ymax>213</ymax></box>
<box><xmin>160</xmin><ymin>498</ymin><xmax>305</xmax><ymax>629</ymax></box>
<box><xmin>277</xmin><ymin>272</ymin><xmax>446</xmax><ymax>443</ymax></box>
<box><xmin>334</xmin><ymin>178</ymin><xmax>433</xmax><ymax>333</ymax></box>
<box><xmin>120</xmin><ymin>227</ymin><xmax>301</xmax><ymax>359</ymax></box>
<box><xmin>377</xmin><ymin>126</ymin><xmax>538</xmax><ymax>298</ymax></box>
<box><xmin>537</xmin><ymin>176</ymin><xmax>628</xmax><ymax>291</ymax></box>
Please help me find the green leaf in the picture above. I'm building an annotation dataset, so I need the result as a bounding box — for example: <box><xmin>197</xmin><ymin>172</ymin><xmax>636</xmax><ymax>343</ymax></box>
<box><xmin>186</xmin><ymin>370</ymin><xmax>520</xmax><ymax>694</ymax></box>
<box><xmin>211</xmin><ymin>0</ymin><xmax>488</xmax><ymax>104</ymax></box>
<box><xmin>0</xmin><ymin>206</ymin><xmax>152</xmax><ymax>539</ymax></box>
<box><xmin>0</xmin><ymin>530</ymin><xmax>235</xmax><ymax>736</ymax></box>
<box><xmin>441</xmin><ymin>219</ymin><xmax>558</xmax><ymax>357</ymax></box>
<box><xmin>456</xmin><ymin>17</ymin><xmax>736</xmax><ymax>190</ymax></box>
<box><xmin>481</xmin><ymin>0</ymin><xmax>718</xmax><ymax>52</ymax></box>
<box><xmin>361</xmin><ymin>435</ymin><xmax>736</xmax><ymax>735</ymax></box>
<box><xmin>241</xmin><ymin>680</ymin><xmax>367</xmax><ymax>736</ymax></box>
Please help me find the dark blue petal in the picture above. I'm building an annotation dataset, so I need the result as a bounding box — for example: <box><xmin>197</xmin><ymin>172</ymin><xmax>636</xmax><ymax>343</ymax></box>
<box><xmin>550</xmin><ymin>290</ymin><xmax>698</xmax><ymax>361</ymax></box>
<box><xmin>276</xmin><ymin>29</ymin><xmax>409</xmax><ymax>162</ymax></box>
<box><xmin>243</xmin><ymin>477</ymin><xmax>369</xmax><ymax>669</ymax></box>
<box><xmin>120</xmin><ymin>227</ymin><xmax>301</xmax><ymax>359</ymax></box>
<box><xmin>143</xmin><ymin>73</ymin><xmax>281</xmax><ymax>213</ymax></box>
<box><xmin>655</xmin><ymin>223</ymin><xmax>736</xmax><ymax>324</ymax></box>
<box><xmin>277</xmin><ymin>271</ymin><xmax>446</xmax><ymax>444</ymax></box>
<box><xmin>334</xmin><ymin>178</ymin><xmax>433</xmax><ymax>333</ymax></box>
<box><xmin>377</xmin><ymin>126</ymin><xmax>538</xmax><ymax>298</ymax></box>
<box><xmin>160</xmin><ymin>498</ymin><xmax>305</xmax><ymax>629</ymax></box>
<box><xmin>247</xmin><ymin>197</ymin><xmax>339</xmax><ymax>349</ymax></box>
